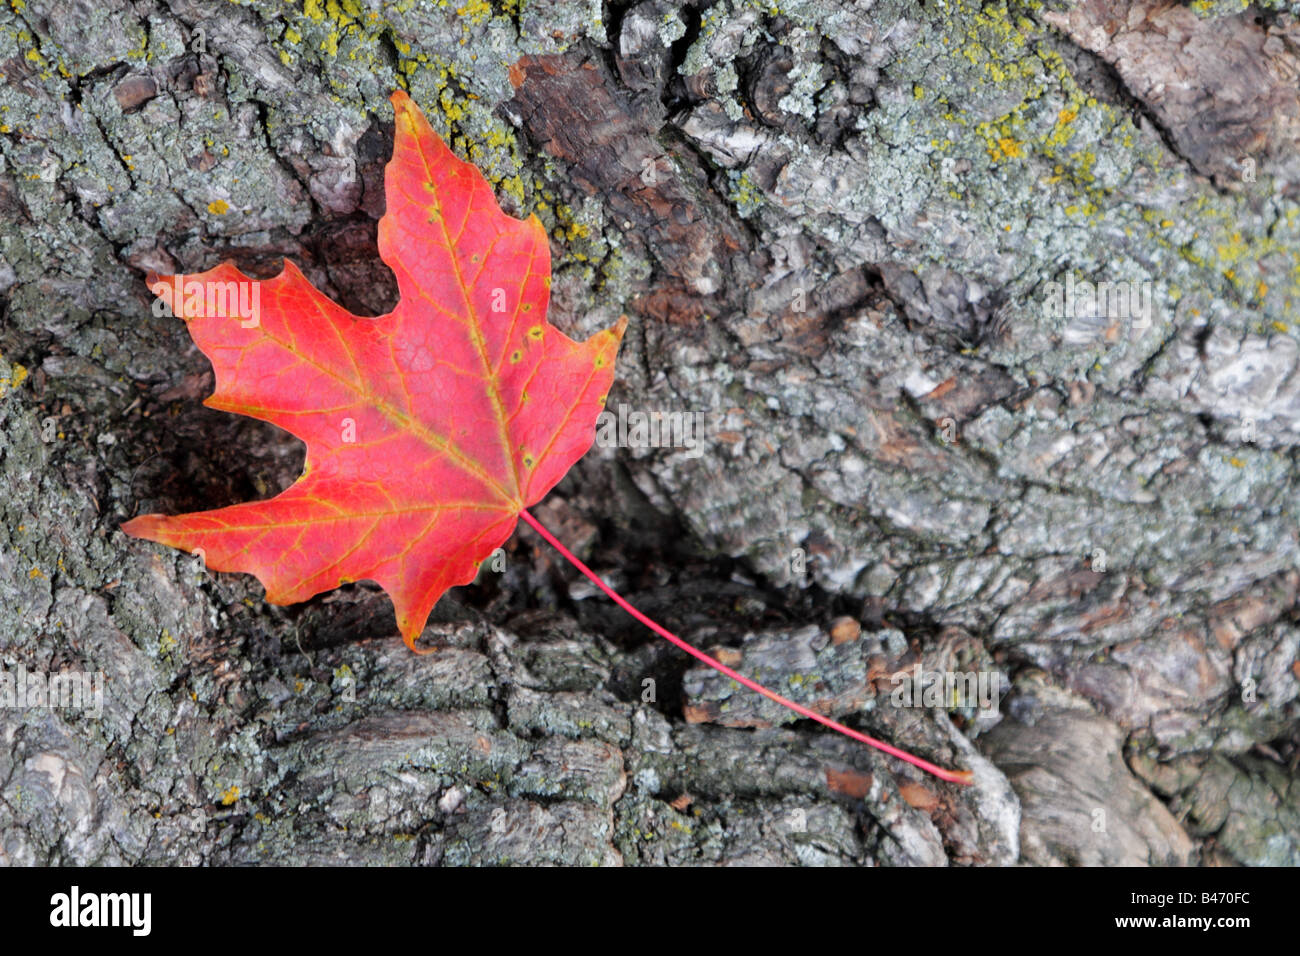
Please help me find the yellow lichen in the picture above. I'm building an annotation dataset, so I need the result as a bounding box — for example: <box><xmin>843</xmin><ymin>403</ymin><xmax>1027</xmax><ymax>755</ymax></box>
<box><xmin>996</xmin><ymin>137</ymin><xmax>1023</xmax><ymax>159</ymax></box>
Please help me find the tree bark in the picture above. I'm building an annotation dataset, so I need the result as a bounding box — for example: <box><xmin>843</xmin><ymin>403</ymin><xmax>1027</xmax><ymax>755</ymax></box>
<box><xmin>1</xmin><ymin>0</ymin><xmax>1297</xmax><ymax>865</ymax></box>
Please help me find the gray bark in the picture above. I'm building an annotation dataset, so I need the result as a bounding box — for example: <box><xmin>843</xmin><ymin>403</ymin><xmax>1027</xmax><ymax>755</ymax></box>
<box><xmin>1</xmin><ymin>0</ymin><xmax>1298</xmax><ymax>865</ymax></box>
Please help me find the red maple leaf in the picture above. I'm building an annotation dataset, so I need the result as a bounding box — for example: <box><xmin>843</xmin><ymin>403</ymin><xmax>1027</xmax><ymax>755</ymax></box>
<box><xmin>124</xmin><ymin>90</ymin><xmax>626</xmax><ymax>649</ymax></box>
<box><xmin>126</xmin><ymin>90</ymin><xmax>970</xmax><ymax>785</ymax></box>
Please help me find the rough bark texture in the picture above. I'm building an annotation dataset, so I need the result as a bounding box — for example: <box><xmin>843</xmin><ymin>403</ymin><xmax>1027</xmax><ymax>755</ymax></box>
<box><xmin>1</xmin><ymin>0</ymin><xmax>1298</xmax><ymax>865</ymax></box>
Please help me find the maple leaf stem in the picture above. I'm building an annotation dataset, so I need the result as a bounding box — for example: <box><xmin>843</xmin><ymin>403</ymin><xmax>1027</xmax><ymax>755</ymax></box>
<box><xmin>518</xmin><ymin>509</ymin><xmax>974</xmax><ymax>786</ymax></box>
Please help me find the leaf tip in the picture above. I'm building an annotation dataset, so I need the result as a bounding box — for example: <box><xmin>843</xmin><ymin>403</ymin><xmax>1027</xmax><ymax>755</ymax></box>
<box><xmin>400</xmin><ymin>623</ymin><xmax>438</xmax><ymax>656</ymax></box>
<box><xmin>121</xmin><ymin>514</ymin><xmax>162</xmax><ymax>541</ymax></box>
<box><xmin>390</xmin><ymin>88</ymin><xmax>426</xmax><ymax>141</ymax></box>
<box><xmin>595</xmin><ymin>315</ymin><xmax>629</xmax><ymax>357</ymax></box>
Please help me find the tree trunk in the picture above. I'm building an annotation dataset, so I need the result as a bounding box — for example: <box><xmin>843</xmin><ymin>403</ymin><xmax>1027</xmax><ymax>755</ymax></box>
<box><xmin>1</xmin><ymin>0</ymin><xmax>1297</xmax><ymax>865</ymax></box>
